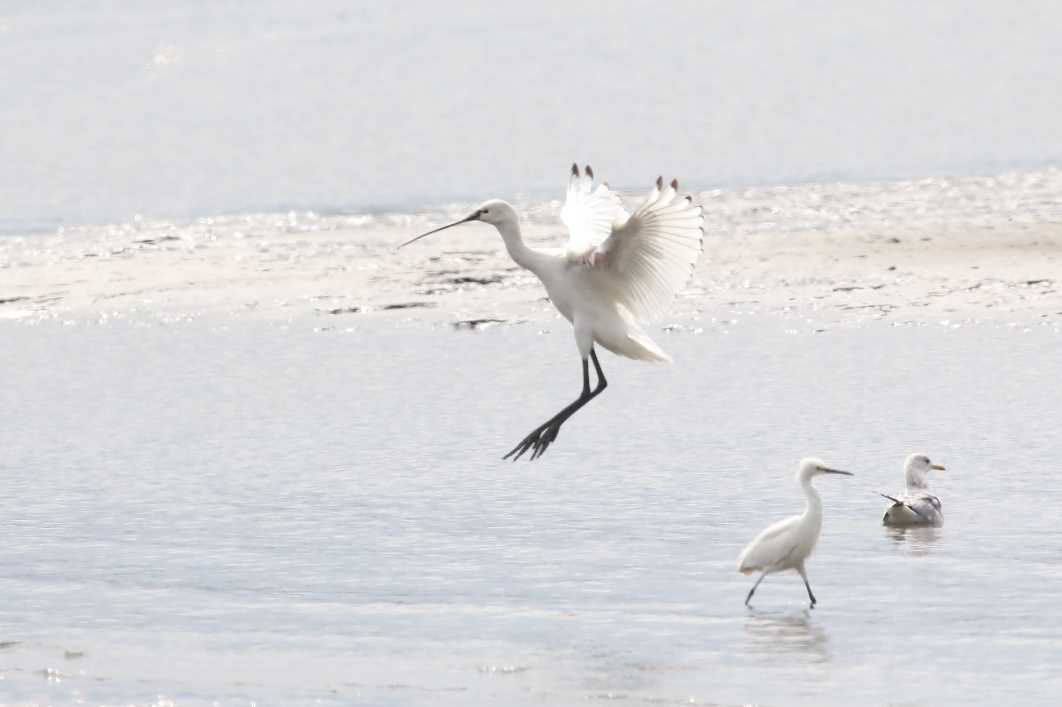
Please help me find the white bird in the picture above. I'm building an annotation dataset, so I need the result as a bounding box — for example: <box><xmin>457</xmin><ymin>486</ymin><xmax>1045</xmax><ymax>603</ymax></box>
<box><xmin>880</xmin><ymin>453</ymin><xmax>946</xmax><ymax>527</ymax></box>
<box><xmin>400</xmin><ymin>164</ymin><xmax>704</xmax><ymax>460</ymax></box>
<box><xmin>737</xmin><ymin>458</ymin><xmax>853</xmax><ymax>608</ymax></box>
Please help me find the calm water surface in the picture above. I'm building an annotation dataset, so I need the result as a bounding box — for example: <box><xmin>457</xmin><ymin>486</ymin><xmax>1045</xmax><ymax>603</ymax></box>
<box><xmin>2</xmin><ymin>320</ymin><xmax>1060</xmax><ymax>705</ymax></box>
<box><xmin>5</xmin><ymin>2</ymin><xmax>1062</xmax><ymax>231</ymax></box>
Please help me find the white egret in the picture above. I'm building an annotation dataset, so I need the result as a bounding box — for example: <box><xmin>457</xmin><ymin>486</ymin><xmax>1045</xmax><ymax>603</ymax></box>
<box><xmin>737</xmin><ymin>458</ymin><xmax>853</xmax><ymax>608</ymax></box>
<box><xmin>880</xmin><ymin>453</ymin><xmax>945</xmax><ymax>527</ymax></box>
<box><xmin>400</xmin><ymin>164</ymin><xmax>704</xmax><ymax>460</ymax></box>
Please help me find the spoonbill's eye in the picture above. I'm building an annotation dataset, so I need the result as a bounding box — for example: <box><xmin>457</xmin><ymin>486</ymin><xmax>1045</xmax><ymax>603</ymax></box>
<box><xmin>481</xmin><ymin>209</ymin><xmax>489</xmax><ymax>215</ymax></box>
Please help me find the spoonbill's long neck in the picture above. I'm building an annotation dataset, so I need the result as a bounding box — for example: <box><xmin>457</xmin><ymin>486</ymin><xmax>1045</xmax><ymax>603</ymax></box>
<box><xmin>494</xmin><ymin>218</ymin><xmax>536</xmax><ymax>271</ymax></box>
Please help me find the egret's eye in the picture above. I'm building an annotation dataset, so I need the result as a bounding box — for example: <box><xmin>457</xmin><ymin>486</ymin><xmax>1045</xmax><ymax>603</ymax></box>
<box><xmin>481</xmin><ymin>209</ymin><xmax>489</xmax><ymax>215</ymax></box>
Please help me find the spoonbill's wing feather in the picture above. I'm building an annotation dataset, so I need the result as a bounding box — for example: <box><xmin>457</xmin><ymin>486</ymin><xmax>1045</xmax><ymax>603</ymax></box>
<box><xmin>586</xmin><ymin>177</ymin><xmax>704</xmax><ymax>321</ymax></box>
<box><xmin>737</xmin><ymin>515</ymin><xmax>801</xmax><ymax>574</ymax></box>
<box><xmin>561</xmin><ymin>164</ymin><xmax>625</xmax><ymax>256</ymax></box>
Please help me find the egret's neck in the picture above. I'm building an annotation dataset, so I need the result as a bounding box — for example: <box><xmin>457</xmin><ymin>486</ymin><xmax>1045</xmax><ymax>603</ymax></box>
<box><xmin>495</xmin><ymin>218</ymin><xmax>535</xmax><ymax>271</ymax></box>
<box><xmin>800</xmin><ymin>476</ymin><xmax>824</xmax><ymax>523</ymax></box>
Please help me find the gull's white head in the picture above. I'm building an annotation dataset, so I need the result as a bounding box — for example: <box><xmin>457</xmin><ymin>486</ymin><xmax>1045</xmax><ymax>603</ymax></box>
<box><xmin>904</xmin><ymin>453</ymin><xmax>945</xmax><ymax>490</ymax></box>
<box><xmin>399</xmin><ymin>199</ymin><xmax>518</xmax><ymax>248</ymax></box>
<box><xmin>796</xmin><ymin>457</ymin><xmax>854</xmax><ymax>482</ymax></box>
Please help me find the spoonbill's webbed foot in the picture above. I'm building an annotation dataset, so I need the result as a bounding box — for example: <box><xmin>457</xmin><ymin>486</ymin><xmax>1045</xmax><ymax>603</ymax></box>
<box><xmin>503</xmin><ymin>350</ymin><xmax>607</xmax><ymax>461</ymax></box>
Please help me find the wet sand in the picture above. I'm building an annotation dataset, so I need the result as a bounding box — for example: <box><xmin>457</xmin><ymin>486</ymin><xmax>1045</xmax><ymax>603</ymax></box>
<box><xmin>2</xmin><ymin>167</ymin><xmax>1061</xmax><ymax>330</ymax></box>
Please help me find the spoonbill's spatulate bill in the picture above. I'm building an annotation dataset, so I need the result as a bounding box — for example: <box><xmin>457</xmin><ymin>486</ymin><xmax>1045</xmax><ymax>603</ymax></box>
<box><xmin>737</xmin><ymin>458</ymin><xmax>853</xmax><ymax>608</ymax></box>
<box><xmin>881</xmin><ymin>453</ymin><xmax>945</xmax><ymax>527</ymax></box>
<box><xmin>401</xmin><ymin>164</ymin><xmax>704</xmax><ymax>460</ymax></box>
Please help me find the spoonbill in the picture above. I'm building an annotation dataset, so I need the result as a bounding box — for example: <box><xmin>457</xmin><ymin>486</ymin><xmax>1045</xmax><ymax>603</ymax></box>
<box><xmin>738</xmin><ymin>458</ymin><xmax>853</xmax><ymax>608</ymax></box>
<box><xmin>880</xmin><ymin>453</ymin><xmax>945</xmax><ymax>527</ymax></box>
<box><xmin>400</xmin><ymin>165</ymin><xmax>704</xmax><ymax>460</ymax></box>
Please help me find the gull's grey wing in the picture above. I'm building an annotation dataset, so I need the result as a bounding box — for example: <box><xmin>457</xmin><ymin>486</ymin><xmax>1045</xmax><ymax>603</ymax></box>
<box><xmin>879</xmin><ymin>492</ymin><xmax>932</xmax><ymax>523</ymax></box>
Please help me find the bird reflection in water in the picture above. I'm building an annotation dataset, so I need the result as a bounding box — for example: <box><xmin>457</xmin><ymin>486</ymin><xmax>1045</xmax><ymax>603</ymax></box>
<box><xmin>743</xmin><ymin>610</ymin><xmax>831</xmax><ymax>663</ymax></box>
<box><xmin>884</xmin><ymin>525</ymin><xmax>941</xmax><ymax>556</ymax></box>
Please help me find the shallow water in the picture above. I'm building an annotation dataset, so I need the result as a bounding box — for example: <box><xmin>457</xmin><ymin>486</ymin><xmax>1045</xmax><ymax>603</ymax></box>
<box><xmin>2</xmin><ymin>319</ymin><xmax>1061</xmax><ymax>705</ymax></box>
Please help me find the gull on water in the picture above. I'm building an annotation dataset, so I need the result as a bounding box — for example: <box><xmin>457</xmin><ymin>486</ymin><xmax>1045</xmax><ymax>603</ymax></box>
<box><xmin>401</xmin><ymin>164</ymin><xmax>704</xmax><ymax>460</ymax></box>
<box><xmin>738</xmin><ymin>458</ymin><xmax>853</xmax><ymax>608</ymax></box>
<box><xmin>880</xmin><ymin>453</ymin><xmax>946</xmax><ymax>527</ymax></box>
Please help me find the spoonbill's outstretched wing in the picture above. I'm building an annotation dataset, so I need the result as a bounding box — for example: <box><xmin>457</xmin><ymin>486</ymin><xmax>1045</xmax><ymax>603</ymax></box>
<box><xmin>586</xmin><ymin>176</ymin><xmax>704</xmax><ymax>322</ymax></box>
<box><xmin>561</xmin><ymin>164</ymin><xmax>625</xmax><ymax>257</ymax></box>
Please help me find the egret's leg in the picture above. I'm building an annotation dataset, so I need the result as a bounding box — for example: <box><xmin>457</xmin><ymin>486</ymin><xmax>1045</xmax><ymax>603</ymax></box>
<box><xmin>504</xmin><ymin>349</ymin><xmax>607</xmax><ymax>461</ymax></box>
<box><xmin>745</xmin><ymin>572</ymin><xmax>767</xmax><ymax>606</ymax></box>
<box><xmin>797</xmin><ymin>566</ymin><xmax>817</xmax><ymax>608</ymax></box>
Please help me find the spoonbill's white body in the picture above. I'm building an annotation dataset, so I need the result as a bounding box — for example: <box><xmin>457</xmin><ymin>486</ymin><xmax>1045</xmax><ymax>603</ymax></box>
<box><xmin>738</xmin><ymin>458</ymin><xmax>853</xmax><ymax>608</ymax></box>
<box><xmin>881</xmin><ymin>453</ymin><xmax>946</xmax><ymax>527</ymax></box>
<box><xmin>401</xmin><ymin>165</ymin><xmax>704</xmax><ymax>460</ymax></box>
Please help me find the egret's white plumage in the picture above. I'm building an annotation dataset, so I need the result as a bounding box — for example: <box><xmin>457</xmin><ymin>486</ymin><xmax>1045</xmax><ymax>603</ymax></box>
<box><xmin>737</xmin><ymin>457</ymin><xmax>853</xmax><ymax>608</ymax></box>
<box><xmin>881</xmin><ymin>453</ymin><xmax>945</xmax><ymax>527</ymax></box>
<box><xmin>401</xmin><ymin>164</ymin><xmax>704</xmax><ymax>460</ymax></box>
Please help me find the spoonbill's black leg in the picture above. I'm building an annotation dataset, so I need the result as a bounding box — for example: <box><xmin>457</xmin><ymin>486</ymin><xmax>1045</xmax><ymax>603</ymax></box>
<box><xmin>745</xmin><ymin>572</ymin><xmax>767</xmax><ymax>606</ymax></box>
<box><xmin>504</xmin><ymin>349</ymin><xmax>608</xmax><ymax>461</ymax></box>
